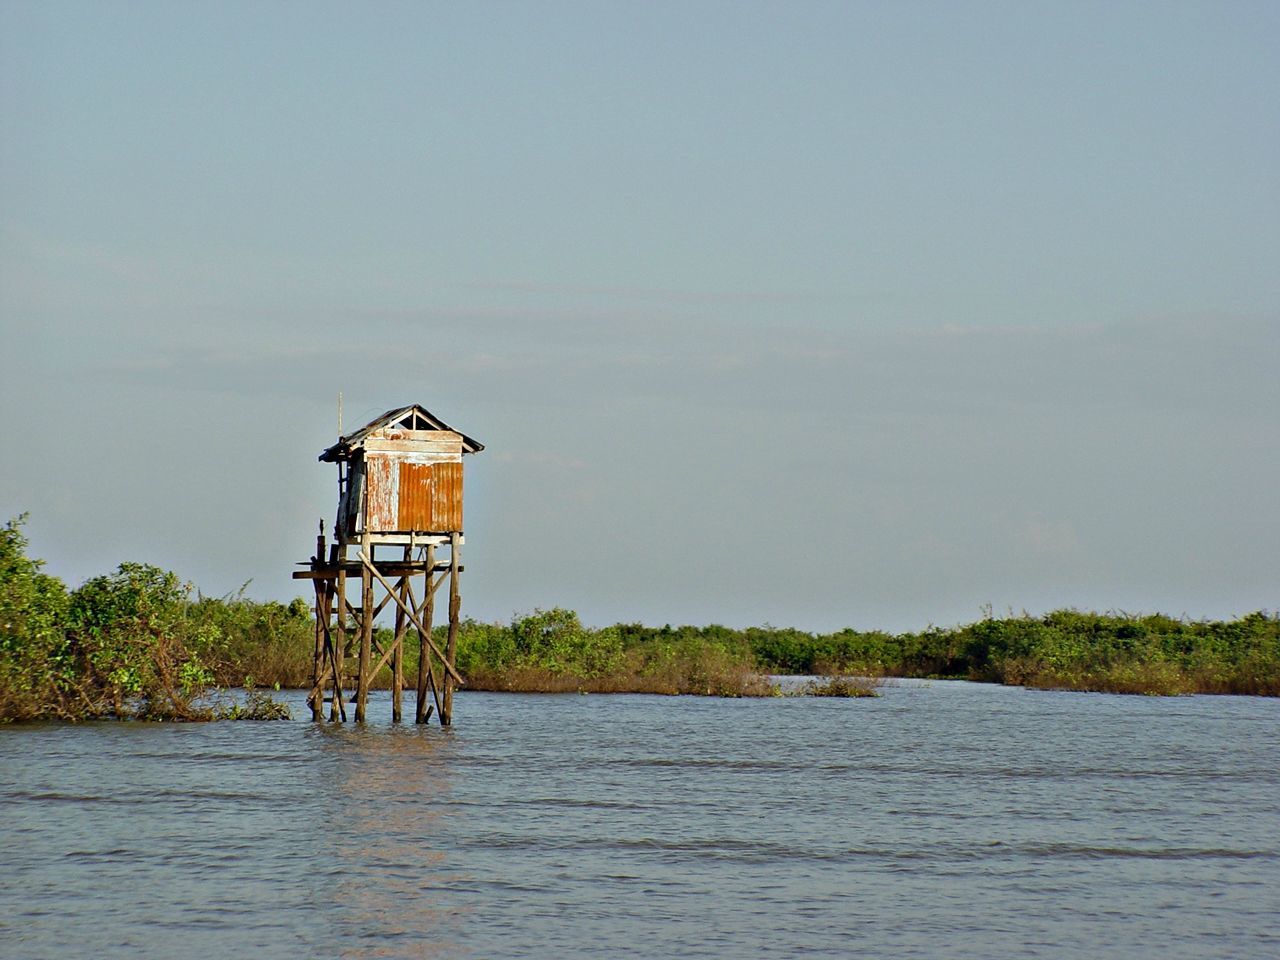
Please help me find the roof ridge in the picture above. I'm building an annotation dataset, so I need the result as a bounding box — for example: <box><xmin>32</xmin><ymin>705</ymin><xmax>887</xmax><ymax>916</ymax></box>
<box><xmin>318</xmin><ymin>404</ymin><xmax>484</xmax><ymax>461</ymax></box>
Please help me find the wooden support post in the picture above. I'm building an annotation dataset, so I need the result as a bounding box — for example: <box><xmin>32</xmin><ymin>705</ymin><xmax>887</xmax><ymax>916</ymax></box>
<box><xmin>310</xmin><ymin>581</ymin><xmax>326</xmax><ymax>721</ymax></box>
<box><xmin>356</xmin><ymin>536</ymin><xmax>373</xmax><ymax>723</ymax></box>
<box><xmin>413</xmin><ymin>581</ymin><xmax>444</xmax><ymax>723</ymax></box>
<box><xmin>309</xmin><ymin>524</ymin><xmax>326</xmax><ymax>722</ymax></box>
<box><xmin>332</xmin><ymin>559</ymin><xmax>347</xmax><ymax>721</ymax></box>
<box><xmin>443</xmin><ymin>532</ymin><xmax>461</xmax><ymax>726</ymax></box>
<box><xmin>312</xmin><ymin>580</ymin><xmax>336</xmax><ymax>712</ymax></box>
<box><xmin>391</xmin><ymin>546</ymin><xmax>410</xmax><ymax>723</ymax></box>
<box><xmin>416</xmin><ymin>544</ymin><xmax>436</xmax><ymax>723</ymax></box>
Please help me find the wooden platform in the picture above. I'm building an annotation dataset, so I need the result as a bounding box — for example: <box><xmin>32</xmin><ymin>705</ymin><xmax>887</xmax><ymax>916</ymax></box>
<box><xmin>293</xmin><ymin>561</ymin><xmax>463</xmax><ymax>579</ymax></box>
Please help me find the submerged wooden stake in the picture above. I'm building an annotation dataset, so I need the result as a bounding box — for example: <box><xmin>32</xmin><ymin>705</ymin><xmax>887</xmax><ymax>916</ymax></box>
<box><xmin>333</xmin><ymin>563</ymin><xmax>347</xmax><ymax>722</ymax></box>
<box><xmin>356</xmin><ymin>529</ymin><xmax>372</xmax><ymax>723</ymax></box>
<box><xmin>391</xmin><ymin>547</ymin><xmax>409</xmax><ymax>723</ymax></box>
<box><xmin>415</xmin><ymin>544</ymin><xmax>436</xmax><ymax>724</ymax></box>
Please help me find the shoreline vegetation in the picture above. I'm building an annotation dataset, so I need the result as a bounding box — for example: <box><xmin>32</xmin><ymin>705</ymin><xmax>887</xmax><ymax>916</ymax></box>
<box><xmin>2</xmin><ymin>516</ymin><xmax>1277</xmax><ymax>721</ymax></box>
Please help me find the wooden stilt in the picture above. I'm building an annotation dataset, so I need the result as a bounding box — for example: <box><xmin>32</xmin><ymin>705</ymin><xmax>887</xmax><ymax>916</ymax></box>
<box><xmin>333</xmin><ymin>562</ymin><xmax>347</xmax><ymax>721</ymax></box>
<box><xmin>312</xmin><ymin>581</ymin><xmax>336</xmax><ymax>713</ymax></box>
<box><xmin>310</xmin><ymin>582</ymin><xmax>325</xmax><ymax>721</ymax></box>
<box><xmin>391</xmin><ymin>546</ymin><xmax>409</xmax><ymax>723</ymax></box>
<box><xmin>309</xmin><ymin>524</ymin><xmax>327</xmax><ymax>722</ymax></box>
<box><xmin>420</xmin><ymin>570</ymin><xmax>448</xmax><ymax>726</ymax></box>
<box><xmin>416</xmin><ymin>544</ymin><xmax>436</xmax><ymax>723</ymax></box>
<box><xmin>443</xmin><ymin>532</ymin><xmax>461</xmax><ymax>726</ymax></box>
<box><xmin>356</xmin><ymin>533</ymin><xmax>373</xmax><ymax>723</ymax></box>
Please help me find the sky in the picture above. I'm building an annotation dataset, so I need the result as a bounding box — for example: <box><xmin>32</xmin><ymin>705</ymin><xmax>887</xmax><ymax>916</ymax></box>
<box><xmin>2</xmin><ymin>1</ymin><xmax>1277</xmax><ymax>632</ymax></box>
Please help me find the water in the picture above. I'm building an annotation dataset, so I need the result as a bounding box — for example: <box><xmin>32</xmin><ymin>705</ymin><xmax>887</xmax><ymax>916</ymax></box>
<box><xmin>2</xmin><ymin>681</ymin><xmax>1278</xmax><ymax>959</ymax></box>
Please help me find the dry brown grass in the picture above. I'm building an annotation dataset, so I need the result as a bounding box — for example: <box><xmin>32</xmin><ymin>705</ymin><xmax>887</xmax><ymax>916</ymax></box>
<box><xmin>1015</xmin><ymin>660</ymin><xmax>1197</xmax><ymax>696</ymax></box>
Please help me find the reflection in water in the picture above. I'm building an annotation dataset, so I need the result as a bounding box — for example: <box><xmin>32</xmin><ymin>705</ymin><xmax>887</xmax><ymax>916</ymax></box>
<box><xmin>314</xmin><ymin>725</ymin><xmax>465</xmax><ymax>959</ymax></box>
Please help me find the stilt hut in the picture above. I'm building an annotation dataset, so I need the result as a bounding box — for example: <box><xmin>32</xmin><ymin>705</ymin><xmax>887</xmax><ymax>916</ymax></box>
<box><xmin>321</xmin><ymin>404</ymin><xmax>483</xmax><ymax>545</ymax></box>
<box><xmin>295</xmin><ymin>404</ymin><xmax>484</xmax><ymax>725</ymax></box>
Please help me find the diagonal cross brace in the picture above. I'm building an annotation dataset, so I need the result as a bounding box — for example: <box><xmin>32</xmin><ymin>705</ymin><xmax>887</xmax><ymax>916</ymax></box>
<box><xmin>357</xmin><ymin>550</ymin><xmax>465</xmax><ymax>686</ymax></box>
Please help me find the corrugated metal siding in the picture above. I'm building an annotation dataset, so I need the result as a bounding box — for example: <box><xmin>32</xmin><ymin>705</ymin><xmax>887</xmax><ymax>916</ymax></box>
<box><xmin>434</xmin><ymin>461</ymin><xmax>463</xmax><ymax>531</ymax></box>
<box><xmin>398</xmin><ymin>462</ymin><xmax>434</xmax><ymax>531</ymax></box>
<box><xmin>366</xmin><ymin>455</ymin><xmax>399</xmax><ymax>531</ymax></box>
<box><xmin>396</xmin><ymin>460</ymin><xmax>463</xmax><ymax>531</ymax></box>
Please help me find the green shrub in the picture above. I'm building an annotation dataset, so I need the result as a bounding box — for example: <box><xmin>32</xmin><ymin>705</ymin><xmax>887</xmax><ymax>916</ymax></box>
<box><xmin>0</xmin><ymin>516</ymin><xmax>294</xmax><ymax>721</ymax></box>
<box><xmin>0</xmin><ymin>516</ymin><xmax>71</xmax><ymax>719</ymax></box>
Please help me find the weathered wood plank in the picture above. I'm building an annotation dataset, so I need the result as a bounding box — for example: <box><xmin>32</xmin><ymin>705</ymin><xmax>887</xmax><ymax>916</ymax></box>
<box><xmin>355</xmin><ymin>523</ymin><xmax>373</xmax><ymax>722</ymax></box>
<box><xmin>332</xmin><ymin>566</ymin><xmax>347</xmax><ymax>721</ymax></box>
<box><xmin>360</xmin><ymin>438</ymin><xmax>463</xmax><ymax>456</ymax></box>
<box><xmin>392</xmin><ymin>549</ymin><xmax>409</xmax><ymax>723</ymax></box>
<box><xmin>338</xmin><ymin>533</ymin><xmax>463</xmax><ymax>547</ymax></box>
<box><xmin>416</xmin><ymin>544</ymin><xmax>437</xmax><ymax>724</ymax></box>
<box><xmin>293</xmin><ymin>563</ymin><xmax>463</xmax><ymax>579</ymax></box>
<box><xmin>442</xmin><ymin>532</ymin><xmax>461</xmax><ymax>726</ymax></box>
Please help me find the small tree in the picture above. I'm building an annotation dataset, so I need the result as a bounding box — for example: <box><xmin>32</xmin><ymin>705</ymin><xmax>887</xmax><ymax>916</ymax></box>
<box><xmin>0</xmin><ymin>515</ymin><xmax>71</xmax><ymax>719</ymax></box>
<box><xmin>67</xmin><ymin>563</ymin><xmax>213</xmax><ymax>718</ymax></box>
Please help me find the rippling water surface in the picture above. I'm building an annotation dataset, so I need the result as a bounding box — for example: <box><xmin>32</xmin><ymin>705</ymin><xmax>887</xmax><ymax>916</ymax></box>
<box><xmin>3</xmin><ymin>681</ymin><xmax>1278</xmax><ymax>958</ymax></box>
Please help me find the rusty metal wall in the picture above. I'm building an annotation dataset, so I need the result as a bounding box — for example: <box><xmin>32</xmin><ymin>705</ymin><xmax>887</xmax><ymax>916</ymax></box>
<box><xmin>394</xmin><ymin>461</ymin><xmax>464</xmax><ymax>531</ymax></box>
<box><xmin>397</xmin><ymin>461</ymin><xmax>433</xmax><ymax>530</ymax></box>
<box><xmin>432</xmin><ymin>461</ymin><xmax>463</xmax><ymax>531</ymax></box>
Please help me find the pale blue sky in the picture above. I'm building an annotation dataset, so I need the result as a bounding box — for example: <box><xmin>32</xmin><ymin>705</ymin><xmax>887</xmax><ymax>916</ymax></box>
<box><xmin>2</xmin><ymin>1</ymin><xmax>1277</xmax><ymax>630</ymax></box>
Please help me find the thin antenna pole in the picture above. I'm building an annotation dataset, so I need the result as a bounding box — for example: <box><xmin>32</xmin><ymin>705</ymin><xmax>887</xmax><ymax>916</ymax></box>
<box><xmin>338</xmin><ymin>391</ymin><xmax>343</xmax><ymax>436</ymax></box>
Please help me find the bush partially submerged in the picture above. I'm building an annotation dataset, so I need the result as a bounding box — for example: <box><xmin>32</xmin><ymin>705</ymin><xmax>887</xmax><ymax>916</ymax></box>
<box><xmin>800</xmin><ymin>675</ymin><xmax>879</xmax><ymax>698</ymax></box>
<box><xmin>210</xmin><ymin>685</ymin><xmax>292</xmax><ymax>721</ymax></box>
<box><xmin>1</xmin><ymin>517</ymin><xmax>291</xmax><ymax>721</ymax></box>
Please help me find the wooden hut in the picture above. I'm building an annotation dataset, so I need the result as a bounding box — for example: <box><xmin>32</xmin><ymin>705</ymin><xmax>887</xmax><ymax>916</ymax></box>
<box><xmin>320</xmin><ymin>404</ymin><xmax>484</xmax><ymax>544</ymax></box>
<box><xmin>296</xmin><ymin>404</ymin><xmax>483</xmax><ymax>726</ymax></box>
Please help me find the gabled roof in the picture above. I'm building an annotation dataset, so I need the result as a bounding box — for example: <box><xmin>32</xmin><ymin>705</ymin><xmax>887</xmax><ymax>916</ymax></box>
<box><xmin>319</xmin><ymin>404</ymin><xmax>485</xmax><ymax>462</ymax></box>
